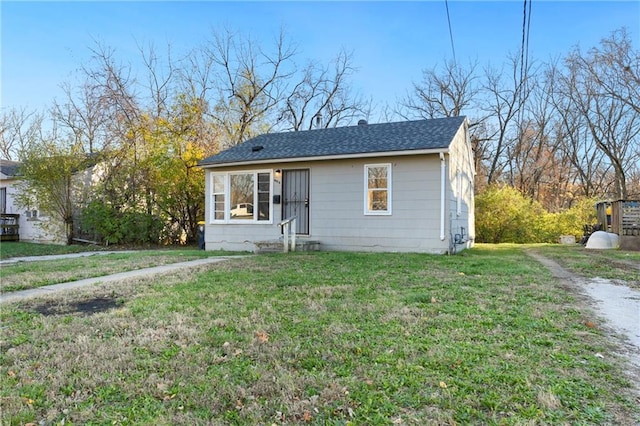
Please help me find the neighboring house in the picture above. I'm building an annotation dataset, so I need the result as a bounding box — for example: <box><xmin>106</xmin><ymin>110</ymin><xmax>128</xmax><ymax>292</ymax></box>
<box><xmin>199</xmin><ymin>116</ymin><xmax>475</xmax><ymax>254</ymax></box>
<box><xmin>0</xmin><ymin>159</ymin><xmax>65</xmax><ymax>243</ymax></box>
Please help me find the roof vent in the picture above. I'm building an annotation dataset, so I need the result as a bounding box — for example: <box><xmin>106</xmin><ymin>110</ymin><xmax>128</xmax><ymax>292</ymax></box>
<box><xmin>357</xmin><ymin>119</ymin><xmax>368</xmax><ymax>126</ymax></box>
<box><xmin>251</xmin><ymin>145</ymin><xmax>264</xmax><ymax>152</ymax></box>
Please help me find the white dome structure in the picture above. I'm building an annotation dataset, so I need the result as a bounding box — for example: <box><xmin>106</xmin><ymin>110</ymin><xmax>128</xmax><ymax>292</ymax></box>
<box><xmin>585</xmin><ymin>231</ymin><xmax>620</xmax><ymax>250</ymax></box>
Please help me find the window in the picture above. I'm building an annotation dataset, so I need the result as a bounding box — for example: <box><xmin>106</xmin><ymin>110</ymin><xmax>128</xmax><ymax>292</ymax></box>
<box><xmin>210</xmin><ymin>171</ymin><xmax>272</xmax><ymax>223</ymax></box>
<box><xmin>0</xmin><ymin>188</ymin><xmax>5</xmax><ymax>214</ymax></box>
<box><xmin>257</xmin><ymin>173</ymin><xmax>270</xmax><ymax>220</ymax></box>
<box><xmin>364</xmin><ymin>164</ymin><xmax>391</xmax><ymax>215</ymax></box>
<box><xmin>212</xmin><ymin>175</ymin><xmax>225</xmax><ymax>220</ymax></box>
<box><xmin>230</xmin><ymin>174</ymin><xmax>254</xmax><ymax>220</ymax></box>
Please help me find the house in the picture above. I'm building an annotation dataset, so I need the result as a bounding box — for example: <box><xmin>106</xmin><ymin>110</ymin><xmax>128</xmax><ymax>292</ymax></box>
<box><xmin>198</xmin><ymin>116</ymin><xmax>475</xmax><ymax>254</ymax></box>
<box><xmin>1</xmin><ymin>160</ymin><xmax>21</xmax><ymax>241</ymax></box>
<box><xmin>0</xmin><ymin>159</ymin><xmax>65</xmax><ymax>243</ymax></box>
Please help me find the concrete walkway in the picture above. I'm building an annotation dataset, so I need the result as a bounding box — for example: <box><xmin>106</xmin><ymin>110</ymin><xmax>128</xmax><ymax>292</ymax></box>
<box><xmin>0</xmin><ymin>256</ymin><xmax>244</xmax><ymax>304</ymax></box>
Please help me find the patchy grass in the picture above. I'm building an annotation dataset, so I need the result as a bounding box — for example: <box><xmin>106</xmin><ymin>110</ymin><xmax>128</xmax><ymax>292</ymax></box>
<box><xmin>1</xmin><ymin>247</ymin><xmax>638</xmax><ymax>425</ymax></box>
<box><xmin>0</xmin><ymin>242</ymin><xmax>225</xmax><ymax>260</ymax></box>
<box><xmin>0</xmin><ymin>242</ymin><xmax>111</xmax><ymax>259</ymax></box>
<box><xmin>0</xmin><ymin>250</ymin><xmax>241</xmax><ymax>293</ymax></box>
<box><xmin>530</xmin><ymin>244</ymin><xmax>640</xmax><ymax>287</ymax></box>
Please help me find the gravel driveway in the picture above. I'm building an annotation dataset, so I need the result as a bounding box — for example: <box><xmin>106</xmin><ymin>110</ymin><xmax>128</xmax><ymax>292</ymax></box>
<box><xmin>527</xmin><ymin>251</ymin><xmax>640</xmax><ymax>395</ymax></box>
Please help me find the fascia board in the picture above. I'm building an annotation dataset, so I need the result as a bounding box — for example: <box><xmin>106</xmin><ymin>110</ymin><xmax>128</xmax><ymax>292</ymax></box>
<box><xmin>199</xmin><ymin>148</ymin><xmax>450</xmax><ymax>169</ymax></box>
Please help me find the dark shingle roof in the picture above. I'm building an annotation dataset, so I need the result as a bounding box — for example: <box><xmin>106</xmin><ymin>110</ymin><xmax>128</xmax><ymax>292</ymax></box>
<box><xmin>199</xmin><ymin>116</ymin><xmax>466</xmax><ymax>166</ymax></box>
<box><xmin>0</xmin><ymin>159</ymin><xmax>21</xmax><ymax>178</ymax></box>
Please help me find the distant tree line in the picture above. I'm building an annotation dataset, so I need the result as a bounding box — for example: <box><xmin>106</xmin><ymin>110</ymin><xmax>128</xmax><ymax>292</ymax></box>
<box><xmin>1</xmin><ymin>27</ymin><xmax>637</xmax><ymax>244</ymax></box>
<box><xmin>400</xmin><ymin>28</ymin><xmax>639</xmax><ymax>207</ymax></box>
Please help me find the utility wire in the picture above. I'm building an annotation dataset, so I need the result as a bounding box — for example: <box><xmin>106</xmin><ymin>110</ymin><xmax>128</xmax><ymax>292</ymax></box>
<box><xmin>525</xmin><ymin>0</ymin><xmax>532</xmax><ymax>75</ymax></box>
<box><xmin>519</xmin><ymin>0</ymin><xmax>528</xmax><ymax>91</ymax></box>
<box><xmin>518</xmin><ymin>0</ymin><xmax>533</xmax><ymax>110</ymax></box>
<box><xmin>514</xmin><ymin>0</ymin><xmax>532</xmax><ymax>183</ymax></box>
<box><xmin>445</xmin><ymin>0</ymin><xmax>456</xmax><ymax>62</ymax></box>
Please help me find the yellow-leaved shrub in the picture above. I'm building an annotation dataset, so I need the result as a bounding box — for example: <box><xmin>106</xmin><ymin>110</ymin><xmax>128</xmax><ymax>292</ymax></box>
<box><xmin>475</xmin><ymin>186</ymin><xmax>598</xmax><ymax>243</ymax></box>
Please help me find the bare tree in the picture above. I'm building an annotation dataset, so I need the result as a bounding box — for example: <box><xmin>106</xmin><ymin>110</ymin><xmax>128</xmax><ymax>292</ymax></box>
<box><xmin>400</xmin><ymin>59</ymin><xmax>480</xmax><ymax>119</ymax></box>
<box><xmin>51</xmin><ymin>79</ymin><xmax>111</xmax><ymax>154</ymax></box>
<box><xmin>562</xmin><ymin>35</ymin><xmax>640</xmax><ymax>199</ymax></box>
<box><xmin>579</xmin><ymin>28</ymin><xmax>640</xmax><ymax>115</ymax></box>
<box><xmin>0</xmin><ymin>108</ymin><xmax>44</xmax><ymax>160</ymax></box>
<box><xmin>139</xmin><ymin>42</ymin><xmax>176</xmax><ymax>119</ymax></box>
<box><xmin>509</xmin><ymin>72</ymin><xmax>568</xmax><ymax>207</ymax></box>
<box><xmin>481</xmin><ymin>54</ymin><xmax>532</xmax><ymax>185</ymax></box>
<box><xmin>279</xmin><ymin>49</ymin><xmax>370</xmax><ymax>131</ymax></box>
<box><xmin>468</xmin><ymin>120</ymin><xmax>493</xmax><ymax>192</ymax></box>
<box><xmin>548</xmin><ymin>61</ymin><xmax>612</xmax><ymax>200</ymax></box>
<box><xmin>399</xmin><ymin>59</ymin><xmax>494</xmax><ymax>190</ymax></box>
<box><xmin>202</xmin><ymin>28</ymin><xmax>296</xmax><ymax>147</ymax></box>
<box><xmin>627</xmin><ymin>167</ymin><xmax>640</xmax><ymax>198</ymax></box>
<box><xmin>73</xmin><ymin>42</ymin><xmax>149</xmax><ymax>212</ymax></box>
<box><xmin>82</xmin><ymin>42</ymin><xmax>141</xmax><ymax>142</ymax></box>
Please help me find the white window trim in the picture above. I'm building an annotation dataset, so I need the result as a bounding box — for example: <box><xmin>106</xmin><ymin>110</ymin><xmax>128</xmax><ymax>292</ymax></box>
<box><xmin>209</xmin><ymin>170</ymin><xmax>273</xmax><ymax>224</ymax></box>
<box><xmin>211</xmin><ymin>174</ymin><xmax>225</xmax><ymax>222</ymax></box>
<box><xmin>364</xmin><ymin>163</ymin><xmax>392</xmax><ymax>216</ymax></box>
<box><xmin>0</xmin><ymin>187</ymin><xmax>6</xmax><ymax>214</ymax></box>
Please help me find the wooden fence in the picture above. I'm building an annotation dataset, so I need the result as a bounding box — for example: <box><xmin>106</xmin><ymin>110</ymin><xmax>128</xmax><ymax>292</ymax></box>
<box><xmin>0</xmin><ymin>213</ymin><xmax>19</xmax><ymax>241</ymax></box>
<box><xmin>597</xmin><ymin>200</ymin><xmax>640</xmax><ymax>250</ymax></box>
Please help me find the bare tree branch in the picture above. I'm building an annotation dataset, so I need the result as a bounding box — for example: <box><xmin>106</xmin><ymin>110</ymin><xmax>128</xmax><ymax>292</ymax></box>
<box><xmin>0</xmin><ymin>107</ymin><xmax>44</xmax><ymax>160</ymax></box>
<box><xmin>279</xmin><ymin>49</ymin><xmax>370</xmax><ymax>131</ymax></box>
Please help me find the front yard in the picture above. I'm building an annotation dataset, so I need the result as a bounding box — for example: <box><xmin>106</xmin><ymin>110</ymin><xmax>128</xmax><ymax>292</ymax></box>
<box><xmin>0</xmin><ymin>249</ymin><xmax>237</xmax><ymax>293</ymax></box>
<box><xmin>1</xmin><ymin>245</ymin><xmax>638</xmax><ymax>424</ymax></box>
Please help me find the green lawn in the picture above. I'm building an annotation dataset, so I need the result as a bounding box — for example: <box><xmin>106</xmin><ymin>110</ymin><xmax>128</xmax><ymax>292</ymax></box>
<box><xmin>0</xmin><ymin>241</ymin><xmax>110</xmax><ymax>260</ymax></box>
<box><xmin>1</xmin><ymin>246</ymin><xmax>638</xmax><ymax>425</ymax></box>
<box><xmin>0</xmin><ymin>250</ymin><xmax>238</xmax><ymax>293</ymax></box>
<box><xmin>529</xmin><ymin>244</ymin><xmax>640</xmax><ymax>287</ymax></box>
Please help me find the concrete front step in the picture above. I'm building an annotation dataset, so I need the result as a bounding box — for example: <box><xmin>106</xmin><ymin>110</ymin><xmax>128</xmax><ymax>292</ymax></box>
<box><xmin>255</xmin><ymin>239</ymin><xmax>320</xmax><ymax>253</ymax></box>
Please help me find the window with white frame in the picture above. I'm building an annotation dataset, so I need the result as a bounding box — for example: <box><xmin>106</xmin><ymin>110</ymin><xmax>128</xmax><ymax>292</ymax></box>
<box><xmin>364</xmin><ymin>164</ymin><xmax>392</xmax><ymax>215</ymax></box>
<box><xmin>210</xmin><ymin>171</ymin><xmax>272</xmax><ymax>222</ymax></box>
<box><xmin>256</xmin><ymin>173</ymin><xmax>270</xmax><ymax>220</ymax></box>
<box><xmin>212</xmin><ymin>175</ymin><xmax>225</xmax><ymax>220</ymax></box>
<box><xmin>0</xmin><ymin>188</ymin><xmax>6</xmax><ymax>214</ymax></box>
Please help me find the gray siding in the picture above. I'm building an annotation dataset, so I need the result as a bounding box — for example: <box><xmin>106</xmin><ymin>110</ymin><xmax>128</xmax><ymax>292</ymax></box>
<box><xmin>204</xmin><ymin>165</ymin><xmax>282</xmax><ymax>252</ymax></box>
<box><xmin>202</xmin><ymin>120</ymin><xmax>474</xmax><ymax>253</ymax></box>
<box><xmin>310</xmin><ymin>156</ymin><xmax>446</xmax><ymax>252</ymax></box>
<box><xmin>446</xmin><ymin>122</ymin><xmax>475</xmax><ymax>251</ymax></box>
<box><xmin>204</xmin><ymin>155</ymin><xmax>449</xmax><ymax>253</ymax></box>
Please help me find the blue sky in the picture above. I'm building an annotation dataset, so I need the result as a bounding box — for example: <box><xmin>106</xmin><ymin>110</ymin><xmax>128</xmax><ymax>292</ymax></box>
<box><xmin>2</xmin><ymin>1</ymin><xmax>639</xmax><ymax>115</ymax></box>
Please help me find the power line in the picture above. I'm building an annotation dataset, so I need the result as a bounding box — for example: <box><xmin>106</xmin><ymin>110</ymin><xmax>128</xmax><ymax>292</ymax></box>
<box><xmin>445</xmin><ymin>0</ymin><xmax>456</xmax><ymax>62</ymax></box>
<box><xmin>520</xmin><ymin>0</ymin><xmax>528</xmax><ymax>89</ymax></box>
<box><xmin>515</xmin><ymin>0</ymin><xmax>532</xmax><ymax>180</ymax></box>
<box><xmin>518</xmin><ymin>0</ymin><xmax>532</xmax><ymax>107</ymax></box>
<box><xmin>520</xmin><ymin>0</ymin><xmax>532</xmax><ymax>80</ymax></box>
<box><xmin>525</xmin><ymin>0</ymin><xmax>532</xmax><ymax>74</ymax></box>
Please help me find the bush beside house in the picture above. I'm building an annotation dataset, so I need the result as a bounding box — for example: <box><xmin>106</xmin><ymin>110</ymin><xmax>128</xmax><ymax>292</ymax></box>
<box><xmin>475</xmin><ymin>186</ymin><xmax>597</xmax><ymax>244</ymax></box>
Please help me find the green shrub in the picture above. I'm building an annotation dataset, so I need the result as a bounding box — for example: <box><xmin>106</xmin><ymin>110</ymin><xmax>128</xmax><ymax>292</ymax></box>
<box><xmin>536</xmin><ymin>198</ymin><xmax>598</xmax><ymax>243</ymax></box>
<box><xmin>79</xmin><ymin>201</ymin><xmax>163</xmax><ymax>245</ymax></box>
<box><xmin>475</xmin><ymin>186</ymin><xmax>544</xmax><ymax>243</ymax></box>
<box><xmin>475</xmin><ymin>186</ymin><xmax>597</xmax><ymax>243</ymax></box>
